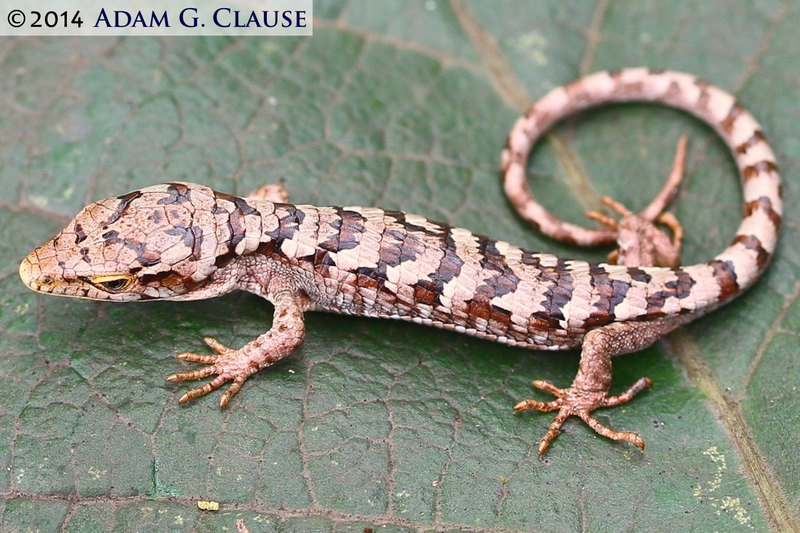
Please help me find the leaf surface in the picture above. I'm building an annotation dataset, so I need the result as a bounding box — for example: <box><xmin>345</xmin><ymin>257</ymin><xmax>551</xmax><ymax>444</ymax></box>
<box><xmin>1</xmin><ymin>2</ymin><xmax>798</xmax><ymax>531</ymax></box>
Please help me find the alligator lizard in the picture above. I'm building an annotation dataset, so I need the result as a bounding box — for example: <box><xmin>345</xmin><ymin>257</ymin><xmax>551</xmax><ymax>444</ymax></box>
<box><xmin>19</xmin><ymin>68</ymin><xmax>782</xmax><ymax>455</ymax></box>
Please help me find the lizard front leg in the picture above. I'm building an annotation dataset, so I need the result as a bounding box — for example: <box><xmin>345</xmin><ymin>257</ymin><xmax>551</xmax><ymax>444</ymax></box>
<box><xmin>247</xmin><ymin>182</ymin><xmax>289</xmax><ymax>203</ymax></box>
<box><xmin>166</xmin><ymin>290</ymin><xmax>305</xmax><ymax>408</ymax></box>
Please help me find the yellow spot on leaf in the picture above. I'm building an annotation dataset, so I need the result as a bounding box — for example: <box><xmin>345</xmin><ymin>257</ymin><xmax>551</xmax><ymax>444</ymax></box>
<box><xmin>197</xmin><ymin>500</ymin><xmax>220</xmax><ymax>511</ymax></box>
<box><xmin>29</xmin><ymin>195</ymin><xmax>49</xmax><ymax>208</ymax></box>
<box><xmin>511</xmin><ymin>32</ymin><xmax>548</xmax><ymax>66</ymax></box>
<box><xmin>260</xmin><ymin>41</ymin><xmax>278</xmax><ymax>55</ymax></box>
<box><xmin>692</xmin><ymin>446</ymin><xmax>753</xmax><ymax>529</ymax></box>
<box><xmin>87</xmin><ymin>466</ymin><xmax>107</xmax><ymax>479</ymax></box>
<box><xmin>720</xmin><ymin>497</ymin><xmax>752</xmax><ymax>526</ymax></box>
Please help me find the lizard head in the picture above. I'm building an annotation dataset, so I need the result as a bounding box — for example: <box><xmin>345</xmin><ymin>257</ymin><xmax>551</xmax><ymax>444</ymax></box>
<box><xmin>20</xmin><ymin>182</ymin><xmax>244</xmax><ymax>301</ymax></box>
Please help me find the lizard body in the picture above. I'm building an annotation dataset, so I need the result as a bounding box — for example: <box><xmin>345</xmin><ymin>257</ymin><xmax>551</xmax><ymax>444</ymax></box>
<box><xmin>19</xmin><ymin>69</ymin><xmax>782</xmax><ymax>455</ymax></box>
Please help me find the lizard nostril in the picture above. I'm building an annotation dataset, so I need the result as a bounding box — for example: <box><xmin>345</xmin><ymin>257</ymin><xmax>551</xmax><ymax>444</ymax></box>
<box><xmin>42</xmin><ymin>276</ymin><xmax>53</xmax><ymax>285</ymax></box>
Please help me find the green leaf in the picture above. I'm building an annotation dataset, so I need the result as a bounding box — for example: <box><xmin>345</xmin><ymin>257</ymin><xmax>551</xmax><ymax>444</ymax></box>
<box><xmin>2</xmin><ymin>1</ymin><xmax>799</xmax><ymax>531</ymax></box>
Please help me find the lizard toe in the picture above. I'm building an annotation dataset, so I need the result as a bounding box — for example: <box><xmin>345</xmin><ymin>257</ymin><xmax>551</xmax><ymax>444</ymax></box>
<box><xmin>514</xmin><ymin>397</ymin><xmax>562</xmax><ymax>413</ymax></box>
<box><xmin>165</xmin><ymin>365</ymin><xmax>218</xmax><ymax>383</ymax></box>
<box><xmin>512</xmin><ymin>378</ymin><xmax>567</xmax><ymax>413</ymax></box>
<box><xmin>531</xmin><ymin>379</ymin><xmax>566</xmax><ymax>396</ymax></box>
<box><xmin>178</xmin><ymin>374</ymin><xmax>231</xmax><ymax>404</ymax></box>
<box><xmin>175</xmin><ymin>352</ymin><xmax>221</xmax><ymax>364</ymax></box>
<box><xmin>203</xmin><ymin>337</ymin><xmax>237</xmax><ymax>355</ymax></box>
<box><xmin>576</xmin><ymin>409</ymin><xmax>646</xmax><ymax>450</ymax></box>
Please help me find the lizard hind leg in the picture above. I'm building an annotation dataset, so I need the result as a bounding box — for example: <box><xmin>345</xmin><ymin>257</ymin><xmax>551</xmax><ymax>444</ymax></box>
<box><xmin>583</xmin><ymin>135</ymin><xmax>687</xmax><ymax>267</ymax></box>
<box><xmin>515</xmin><ymin>137</ymin><xmax>690</xmax><ymax>455</ymax></box>
<box><xmin>515</xmin><ymin>319</ymin><xmax>687</xmax><ymax>456</ymax></box>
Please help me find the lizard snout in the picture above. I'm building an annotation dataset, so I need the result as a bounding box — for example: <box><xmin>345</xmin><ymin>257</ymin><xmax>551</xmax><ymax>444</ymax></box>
<box><xmin>19</xmin><ymin>253</ymin><xmax>50</xmax><ymax>292</ymax></box>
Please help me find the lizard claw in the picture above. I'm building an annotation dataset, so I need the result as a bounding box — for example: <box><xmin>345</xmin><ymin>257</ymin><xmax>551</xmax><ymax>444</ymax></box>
<box><xmin>166</xmin><ymin>337</ymin><xmax>258</xmax><ymax>409</ymax></box>
<box><xmin>514</xmin><ymin>377</ymin><xmax>652</xmax><ymax>456</ymax></box>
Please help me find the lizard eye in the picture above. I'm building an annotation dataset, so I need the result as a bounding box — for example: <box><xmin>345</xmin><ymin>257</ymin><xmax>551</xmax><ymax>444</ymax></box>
<box><xmin>88</xmin><ymin>274</ymin><xmax>134</xmax><ymax>293</ymax></box>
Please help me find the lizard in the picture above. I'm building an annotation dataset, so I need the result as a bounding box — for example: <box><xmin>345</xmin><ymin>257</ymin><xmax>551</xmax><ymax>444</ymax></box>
<box><xmin>19</xmin><ymin>68</ymin><xmax>782</xmax><ymax>456</ymax></box>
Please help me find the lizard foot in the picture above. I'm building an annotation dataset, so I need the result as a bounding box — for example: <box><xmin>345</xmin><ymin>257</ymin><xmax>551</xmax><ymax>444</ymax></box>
<box><xmin>584</xmin><ymin>195</ymin><xmax>683</xmax><ymax>267</ymax></box>
<box><xmin>165</xmin><ymin>337</ymin><xmax>260</xmax><ymax>408</ymax></box>
<box><xmin>514</xmin><ymin>377</ymin><xmax>652</xmax><ymax>456</ymax></box>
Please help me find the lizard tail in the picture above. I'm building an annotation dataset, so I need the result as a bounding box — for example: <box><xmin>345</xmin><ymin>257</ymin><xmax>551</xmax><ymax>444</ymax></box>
<box><xmin>502</xmin><ymin>68</ymin><xmax>782</xmax><ymax>308</ymax></box>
